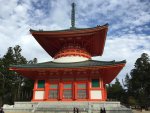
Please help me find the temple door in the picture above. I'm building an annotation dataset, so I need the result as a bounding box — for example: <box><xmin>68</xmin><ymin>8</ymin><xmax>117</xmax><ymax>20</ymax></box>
<box><xmin>76</xmin><ymin>82</ymin><xmax>87</xmax><ymax>100</ymax></box>
<box><xmin>48</xmin><ymin>82</ymin><xmax>59</xmax><ymax>100</ymax></box>
<box><xmin>62</xmin><ymin>82</ymin><xmax>73</xmax><ymax>100</ymax></box>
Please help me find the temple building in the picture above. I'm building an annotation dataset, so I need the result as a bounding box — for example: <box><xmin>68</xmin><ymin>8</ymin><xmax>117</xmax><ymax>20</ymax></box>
<box><xmin>9</xmin><ymin>3</ymin><xmax>126</xmax><ymax>102</ymax></box>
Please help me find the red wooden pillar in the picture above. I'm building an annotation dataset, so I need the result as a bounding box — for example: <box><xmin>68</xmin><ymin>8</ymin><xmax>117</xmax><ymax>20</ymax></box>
<box><xmin>105</xmin><ymin>85</ymin><xmax>107</xmax><ymax>100</ymax></box>
<box><xmin>59</xmin><ymin>77</ymin><xmax>62</xmax><ymax>100</ymax></box>
<box><xmin>44</xmin><ymin>79</ymin><xmax>49</xmax><ymax>100</ymax></box>
<box><xmin>87</xmin><ymin>76</ymin><xmax>91</xmax><ymax>100</ymax></box>
<box><xmin>101</xmin><ymin>77</ymin><xmax>107</xmax><ymax>101</ymax></box>
<box><xmin>32</xmin><ymin>80</ymin><xmax>38</xmax><ymax>101</ymax></box>
<box><xmin>74</xmin><ymin>76</ymin><xmax>77</xmax><ymax>100</ymax></box>
<box><xmin>101</xmin><ymin>76</ymin><xmax>104</xmax><ymax>101</ymax></box>
<box><xmin>103</xmin><ymin>84</ymin><xmax>107</xmax><ymax>101</ymax></box>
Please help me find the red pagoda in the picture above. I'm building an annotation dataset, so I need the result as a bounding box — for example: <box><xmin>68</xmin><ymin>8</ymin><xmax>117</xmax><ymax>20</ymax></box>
<box><xmin>10</xmin><ymin>3</ymin><xmax>126</xmax><ymax>101</ymax></box>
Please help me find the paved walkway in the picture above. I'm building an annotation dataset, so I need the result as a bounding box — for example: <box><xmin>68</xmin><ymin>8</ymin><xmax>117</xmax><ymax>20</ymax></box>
<box><xmin>132</xmin><ymin>110</ymin><xmax>150</xmax><ymax>113</ymax></box>
<box><xmin>5</xmin><ymin>110</ymin><xmax>149</xmax><ymax>113</ymax></box>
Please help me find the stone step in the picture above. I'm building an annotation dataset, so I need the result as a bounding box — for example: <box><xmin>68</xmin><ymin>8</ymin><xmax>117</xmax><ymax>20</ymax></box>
<box><xmin>3</xmin><ymin>101</ymin><xmax>132</xmax><ymax>113</ymax></box>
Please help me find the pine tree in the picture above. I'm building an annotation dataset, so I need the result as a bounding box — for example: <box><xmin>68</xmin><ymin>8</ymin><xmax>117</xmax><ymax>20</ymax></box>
<box><xmin>0</xmin><ymin>45</ymin><xmax>36</xmax><ymax>105</ymax></box>
<box><xmin>0</xmin><ymin>58</ymin><xmax>4</xmax><ymax>106</ymax></box>
<box><xmin>107</xmin><ymin>78</ymin><xmax>124</xmax><ymax>101</ymax></box>
<box><xmin>0</xmin><ymin>47</ymin><xmax>16</xmax><ymax>104</ymax></box>
<box><xmin>130</xmin><ymin>53</ymin><xmax>150</xmax><ymax>106</ymax></box>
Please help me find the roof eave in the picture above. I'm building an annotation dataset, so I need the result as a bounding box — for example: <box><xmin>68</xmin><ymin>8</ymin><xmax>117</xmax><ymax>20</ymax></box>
<box><xmin>9</xmin><ymin>60</ymin><xmax>126</xmax><ymax>69</ymax></box>
<box><xmin>29</xmin><ymin>23</ymin><xmax>109</xmax><ymax>34</ymax></box>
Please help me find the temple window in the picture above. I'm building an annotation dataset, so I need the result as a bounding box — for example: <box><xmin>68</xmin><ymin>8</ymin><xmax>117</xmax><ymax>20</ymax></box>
<box><xmin>64</xmin><ymin>84</ymin><xmax>72</xmax><ymax>88</ymax></box>
<box><xmin>49</xmin><ymin>83</ymin><xmax>58</xmax><ymax>99</ymax></box>
<box><xmin>77</xmin><ymin>83</ymin><xmax>87</xmax><ymax>99</ymax></box>
<box><xmin>91</xmin><ymin>79</ymin><xmax>100</xmax><ymax>88</ymax></box>
<box><xmin>50</xmin><ymin>84</ymin><xmax>58</xmax><ymax>89</ymax></box>
<box><xmin>78</xmin><ymin>84</ymin><xmax>86</xmax><ymax>88</ymax></box>
<box><xmin>37</xmin><ymin>80</ymin><xmax>45</xmax><ymax>88</ymax></box>
<box><xmin>63</xmin><ymin>83</ymin><xmax>72</xmax><ymax>99</ymax></box>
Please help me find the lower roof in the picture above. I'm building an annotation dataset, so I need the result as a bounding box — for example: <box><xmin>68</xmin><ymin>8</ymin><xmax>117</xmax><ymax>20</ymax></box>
<box><xmin>10</xmin><ymin>60</ymin><xmax>126</xmax><ymax>84</ymax></box>
<box><xmin>10</xmin><ymin>60</ymin><xmax>126</xmax><ymax>69</ymax></box>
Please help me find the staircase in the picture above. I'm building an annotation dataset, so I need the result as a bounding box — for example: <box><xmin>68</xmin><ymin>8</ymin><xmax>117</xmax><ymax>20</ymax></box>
<box><xmin>3</xmin><ymin>101</ymin><xmax>132</xmax><ymax>113</ymax></box>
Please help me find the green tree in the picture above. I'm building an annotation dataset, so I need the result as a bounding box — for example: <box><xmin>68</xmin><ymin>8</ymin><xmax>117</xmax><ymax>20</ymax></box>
<box><xmin>0</xmin><ymin>58</ymin><xmax>4</xmax><ymax>106</ymax></box>
<box><xmin>0</xmin><ymin>47</ymin><xmax>16</xmax><ymax>104</ymax></box>
<box><xmin>128</xmin><ymin>96</ymin><xmax>137</xmax><ymax>106</ymax></box>
<box><xmin>107</xmin><ymin>78</ymin><xmax>124</xmax><ymax>102</ymax></box>
<box><xmin>123</xmin><ymin>74</ymin><xmax>136</xmax><ymax>105</ymax></box>
<box><xmin>0</xmin><ymin>45</ymin><xmax>36</xmax><ymax>105</ymax></box>
<box><xmin>28</xmin><ymin>58</ymin><xmax>37</xmax><ymax>64</ymax></box>
<box><xmin>128</xmin><ymin>53</ymin><xmax>150</xmax><ymax>106</ymax></box>
<box><xmin>124</xmin><ymin>74</ymin><xmax>130</xmax><ymax>89</ymax></box>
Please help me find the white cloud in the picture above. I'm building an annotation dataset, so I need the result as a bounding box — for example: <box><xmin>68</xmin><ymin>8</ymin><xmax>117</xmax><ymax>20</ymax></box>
<box><xmin>18</xmin><ymin>34</ymin><xmax>51</xmax><ymax>62</ymax></box>
<box><xmin>93</xmin><ymin>34</ymin><xmax>150</xmax><ymax>82</ymax></box>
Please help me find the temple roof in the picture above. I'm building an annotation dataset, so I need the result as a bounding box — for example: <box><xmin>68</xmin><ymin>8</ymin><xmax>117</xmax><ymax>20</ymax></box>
<box><xmin>10</xmin><ymin>60</ymin><xmax>126</xmax><ymax>83</ymax></box>
<box><xmin>30</xmin><ymin>24</ymin><xmax>108</xmax><ymax>33</ymax></box>
<box><xmin>30</xmin><ymin>24</ymin><xmax>108</xmax><ymax>58</ymax></box>
<box><xmin>10</xmin><ymin>59</ymin><xmax>125</xmax><ymax>69</ymax></box>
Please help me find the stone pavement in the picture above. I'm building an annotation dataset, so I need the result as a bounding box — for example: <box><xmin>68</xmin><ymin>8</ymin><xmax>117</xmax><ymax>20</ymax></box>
<box><xmin>3</xmin><ymin>101</ymin><xmax>132</xmax><ymax>113</ymax></box>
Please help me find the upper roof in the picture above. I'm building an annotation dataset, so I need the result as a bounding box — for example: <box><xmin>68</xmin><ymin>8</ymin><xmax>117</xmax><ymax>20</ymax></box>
<box><xmin>30</xmin><ymin>24</ymin><xmax>108</xmax><ymax>57</ymax></box>
<box><xmin>10</xmin><ymin>59</ymin><xmax>125</xmax><ymax>69</ymax></box>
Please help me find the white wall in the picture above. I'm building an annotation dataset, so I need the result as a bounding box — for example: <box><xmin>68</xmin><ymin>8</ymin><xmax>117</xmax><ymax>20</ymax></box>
<box><xmin>34</xmin><ymin>91</ymin><xmax>44</xmax><ymax>100</ymax></box>
<box><xmin>90</xmin><ymin>90</ymin><xmax>102</xmax><ymax>99</ymax></box>
<box><xmin>53</xmin><ymin>56</ymin><xmax>89</xmax><ymax>63</ymax></box>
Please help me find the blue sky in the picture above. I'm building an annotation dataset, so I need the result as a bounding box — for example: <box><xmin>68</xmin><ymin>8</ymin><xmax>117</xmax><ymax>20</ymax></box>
<box><xmin>0</xmin><ymin>0</ymin><xmax>150</xmax><ymax>83</ymax></box>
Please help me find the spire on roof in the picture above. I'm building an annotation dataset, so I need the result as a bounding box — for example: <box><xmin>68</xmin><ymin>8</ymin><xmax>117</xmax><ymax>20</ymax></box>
<box><xmin>70</xmin><ymin>2</ymin><xmax>76</xmax><ymax>29</ymax></box>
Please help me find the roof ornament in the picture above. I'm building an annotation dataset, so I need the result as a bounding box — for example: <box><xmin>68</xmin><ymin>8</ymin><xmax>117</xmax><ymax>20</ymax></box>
<box><xmin>70</xmin><ymin>2</ymin><xmax>76</xmax><ymax>29</ymax></box>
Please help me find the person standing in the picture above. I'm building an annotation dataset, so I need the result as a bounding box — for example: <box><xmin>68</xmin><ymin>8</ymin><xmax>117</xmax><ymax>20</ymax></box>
<box><xmin>0</xmin><ymin>107</ymin><xmax>4</xmax><ymax>113</ymax></box>
<box><xmin>100</xmin><ymin>108</ymin><xmax>103</xmax><ymax>113</ymax></box>
<box><xmin>103</xmin><ymin>108</ymin><xmax>106</xmax><ymax>113</ymax></box>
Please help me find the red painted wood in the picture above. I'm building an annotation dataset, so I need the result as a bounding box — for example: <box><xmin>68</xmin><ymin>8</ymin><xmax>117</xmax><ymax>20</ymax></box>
<box><xmin>11</xmin><ymin>63</ymin><xmax>125</xmax><ymax>84</ymax></box>
<box><xmin>74</xmin><ymin>77</ymin><xmax>77</xmax><ymax>100</ymax></box>
<box><xmin>54</xmin><ymin>46</ymin><xmax>91</xmax><ymax>59</ymax></box>
<box><xmin>32</xmin><ymin>75</ymin><xmax>107</xmax><ymax>101</ymax></box>
<box><xmin>44</xmin><ymin>79</ymin><xmax>49</xmax><ymax>100</ymax></box>
<box><xmin>88</xmin><ymin>77</ymin><xmax>91</xmax><ymax>100</ymax></box>
<box><xmin>59</xmin><ymin>78</ymin><xmax>63</xmax><ymax>100</ymax></box>
<box><xmin>31</xmin><ymin>26</ymin><xmax>108</xmax><ymax>57</ymax></box>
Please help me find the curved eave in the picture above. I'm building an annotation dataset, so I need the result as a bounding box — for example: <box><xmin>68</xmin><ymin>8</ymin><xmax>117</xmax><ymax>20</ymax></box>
<box><xmin>30</xmin><ymin>24</ymin><xmax>108</xmax><ymax>57</ymax></box>
<box><xmin>10</xmin><ymin>63</ymin><xmax>125</xmax><ymax>70</ymax></box>
<box><xmin>9</xmin><ymin>60</ymin><xmax>126</xmax><ymax>69</ymax></box>
<box><xmin>101</xmin><ymin>64</ymin><xmax>125</xmax><ymax>84</ymax></box>
<box><xmin>30</xmin><ymin>24</ymin><xmax>108</xmax><ymax>34</ymax></box>
<box><xmin>10</xmin><ymin>63</ymin><xmax>125</xmax><ymax>84</ymax></box>
<box><xmin>9</xmin><ymin>60</ymin><xmax>125</xmax><ymax>83</ymax></box>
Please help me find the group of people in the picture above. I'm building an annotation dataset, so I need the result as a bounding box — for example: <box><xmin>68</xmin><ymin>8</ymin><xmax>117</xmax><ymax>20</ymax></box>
<box><xmin>0</xmin><ymin>107</ymin><xmax>4</xmax><ymax>113</ymax></box>
<box><xmin>100</xmin><ymin>107</ymin><xmax>106</xmax><ymax>113</ymax></box>
<box><xmin>0</xmin><ymin>106</ymin><xmax>106</xmax><ymax>113</ymax></box>
<box><xmin>73</xmin><ymin>107</ymin><xmax>106</xmax><ymax>113</ymax></box>
<box><xmin>73</xmin><ymin>107</ymin><xmax>79</xmax><ymax>113</ymax></box>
